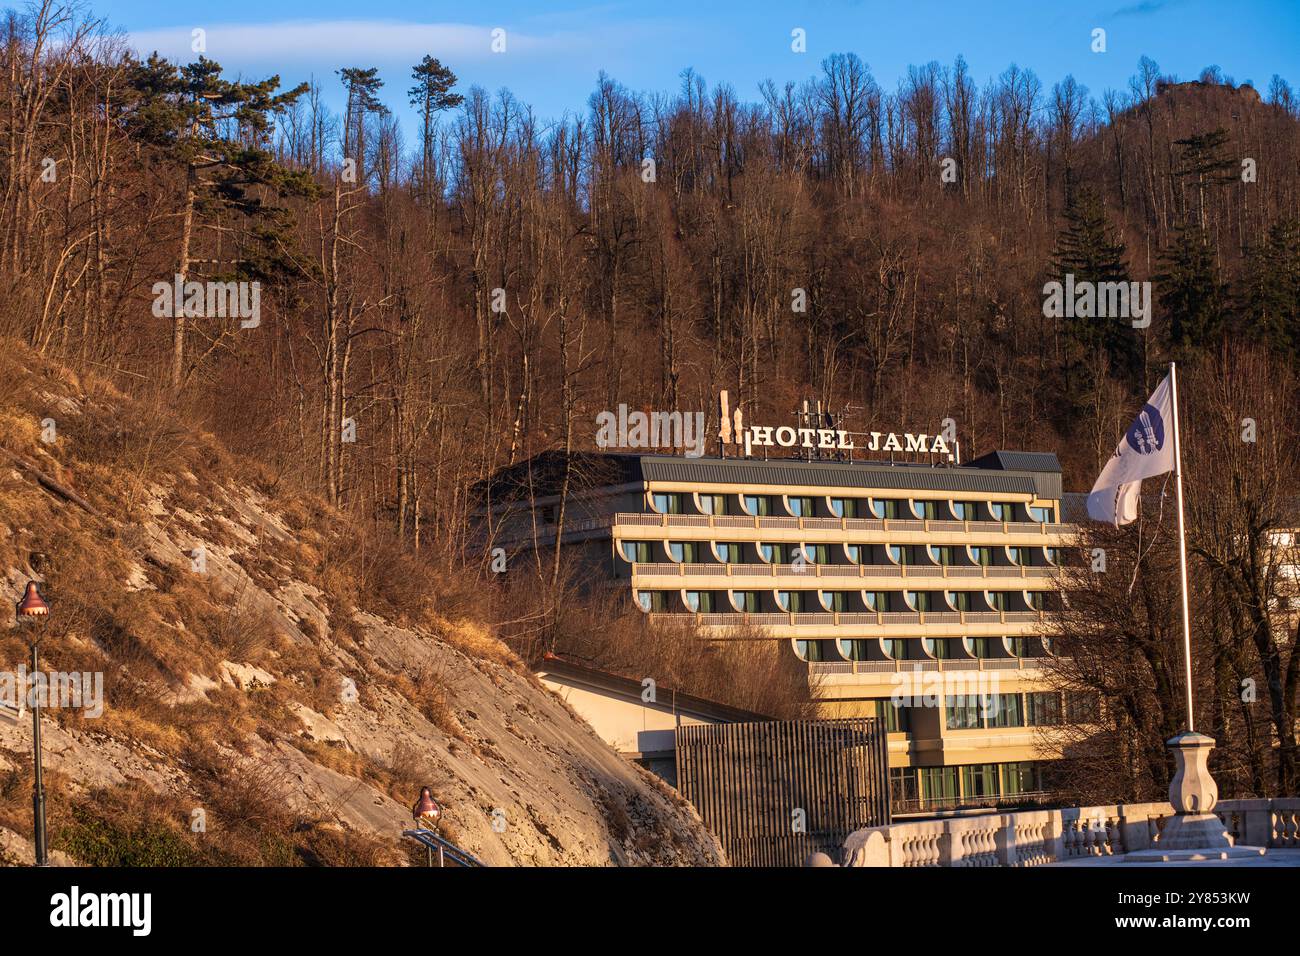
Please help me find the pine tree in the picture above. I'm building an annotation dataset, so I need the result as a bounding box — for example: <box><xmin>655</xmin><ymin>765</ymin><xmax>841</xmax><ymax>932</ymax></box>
<box><xmin>338</xmin><ymin>67</ymin><xmax>390</xmax><ymax>186</ymax></box>
<box><xmin>1156</xmin><ymin>223</ymin><xmax>1228</xmax><ymax>350</ymax></box>
<box><xmin>125</xmin><ymin>55</ymin><xmax>313</xmax><ymax>389</ymax></box>
<box><xmin>1050</xmin><ymin>185</ymin><xmax>1139</xmax><ymax>374</ymax></box>
<box><xmin>1241</xmin><ymin>218</ymin><xmax>1300</xmax><ymax>355</ymax></box>
<box><xmin>409</xmin><ymin>56</ymin><xmax>463</xmax><ymax>198</ymax></box>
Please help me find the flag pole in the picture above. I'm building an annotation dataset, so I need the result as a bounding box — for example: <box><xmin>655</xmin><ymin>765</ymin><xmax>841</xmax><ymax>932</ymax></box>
<box><xmin>1169</xmin><ymin>360</ymin><xmax>1195</xmax><ymax>732</ymax></box>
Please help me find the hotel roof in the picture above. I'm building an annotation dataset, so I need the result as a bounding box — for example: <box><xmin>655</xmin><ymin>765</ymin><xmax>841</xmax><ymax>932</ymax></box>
<box><xmin>482</xmin><ymin>449</ymin><xmax>1064</xmax><ymax>502</ymax></box>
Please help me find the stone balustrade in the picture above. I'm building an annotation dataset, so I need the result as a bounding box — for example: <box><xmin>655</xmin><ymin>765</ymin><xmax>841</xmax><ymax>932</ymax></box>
<box><xmin>842</xmin><ymin>798</ymin><xmax>1300</xmax><ymax>867</ymax></box>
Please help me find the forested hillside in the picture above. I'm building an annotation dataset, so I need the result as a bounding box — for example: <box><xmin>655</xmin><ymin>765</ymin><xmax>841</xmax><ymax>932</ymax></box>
<box><xmin>3</xmin><ymin>2</ymin><xmax>1300</xmax><ymax>807</ymax></box>
<box><xmin>4</xmin><ymin>3</ymin><xmax>1297</xmax><ymax>540</ymax></box>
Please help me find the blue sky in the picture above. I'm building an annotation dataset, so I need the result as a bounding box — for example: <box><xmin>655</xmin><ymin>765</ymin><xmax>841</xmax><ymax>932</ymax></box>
<box><xmin>101</xmin><ymin>0</ymin><xmax>1300</xmax><ymax>137</ymax></box>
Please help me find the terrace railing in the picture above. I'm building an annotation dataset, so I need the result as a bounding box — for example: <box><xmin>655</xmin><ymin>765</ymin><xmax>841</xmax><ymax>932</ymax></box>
<box><xmin>841</xmin><ymin>798</ymin><xmax>1300</xmax><ymax>867</ymax></box>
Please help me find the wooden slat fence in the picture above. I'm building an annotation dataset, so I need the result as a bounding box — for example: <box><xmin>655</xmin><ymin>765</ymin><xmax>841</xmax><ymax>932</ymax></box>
<box><xmin>676</xmin><ymin>718</ymin><xmax>890</xmax><ymax>867</ymax></box>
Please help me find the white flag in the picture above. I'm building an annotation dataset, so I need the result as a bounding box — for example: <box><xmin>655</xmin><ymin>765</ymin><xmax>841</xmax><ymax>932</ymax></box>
<box><xmin>1087</xmin><ymin>374</ymin><xmax>1177</xmax><ymax>525</ymax></box>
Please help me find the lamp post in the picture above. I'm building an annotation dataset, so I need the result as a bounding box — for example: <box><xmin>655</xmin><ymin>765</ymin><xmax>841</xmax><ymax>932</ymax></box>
<box><xmin>412</xmin><ymin>787</ymin><xmax>443</xmax><ymax>867</ymax></box>
<box><xmin>15</xmin><ymin>581</ymin><xmax>50</xmax><ymax>867</ymax></box>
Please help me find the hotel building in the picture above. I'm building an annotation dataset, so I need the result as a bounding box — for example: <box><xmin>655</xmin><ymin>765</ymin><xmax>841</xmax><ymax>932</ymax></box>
<box><xmin>482</xmin><ymin>444</ymin><xmax>1079</xmax><ymax>814</ymax></box>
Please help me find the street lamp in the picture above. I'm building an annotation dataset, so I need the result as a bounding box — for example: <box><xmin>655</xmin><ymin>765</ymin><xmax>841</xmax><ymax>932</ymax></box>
<box><xmin>411</xmin><ymin>787</ymin><xmax>443</xmax><ymax>867</ymax></box>
<box><xmin>15</xmin><ymin>581</ymin><xmax>50</xmax><ymax>867</ymax></box>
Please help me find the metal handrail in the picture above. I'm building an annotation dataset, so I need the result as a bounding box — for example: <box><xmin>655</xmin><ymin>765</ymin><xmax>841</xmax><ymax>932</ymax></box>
<box><xmin>401</xmin><ymin>828</ymin><xmax>485</xmax><ymax>868</ymax></box>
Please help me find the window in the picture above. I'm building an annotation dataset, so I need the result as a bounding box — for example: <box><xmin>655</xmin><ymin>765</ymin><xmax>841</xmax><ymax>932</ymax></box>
<box><xmin>743</xmin><ymin>494</ymin><xmax>773</xmax><ymax>516</ymax></box>
<box><xmin>684</xmin><ymin>591</ymin><xmax>714</xmax><ymax>612</ymax></box>
<box><xmin>621</xmin><ymin>541</ymin><xmax>653</xmax><ymax>563</ymax></box>
<box><xmin>838</xmin><ymin>638</ymin><xmax>871</xmax><ymax>661</ymax></box>
<box><xmin>987</xmin><ymin>591</ymin><xmax>1011</xmax><ymax>611</ymax></box>
<box><xmin>845</xmin><ymin>544</ymin><xmax>863</xmax><ymax>564</ymax></box>
<box><xmin>988</xmin><ymin>693</ymin><xmax>1024</xmax><ymax>728</ymax></box>
<box><xmin>829</xmin><ymin>498</ymin><xmax>859</xmax><ymax>518</ymax></box>
<box><xmin>820</xmin><ymin>591</ymin><xmax>848</xmax><ymax>612</ymax></box>
<box><xmin>1030</xmin><ymin>505</ymin><xmax>1054</xmax><ymax>523</ymax></box>
<box><xmin>1006</xmin><ymin>636</ymin><xmax>1028</xmax><ymax>656</ymax></box>
<box><xmin>803</xmin><ymin>544</ymin><xmax>829</xmax><ymax>564</ymax></box>
<box><xmin>759</xmin><ymin>543</ymin><xmax>792</xmax><ymax>564</ymax></box>
<box><xmin>871</xmin><ymin>498</ymin><xmax>901</xmax><ymax>519</ymax></box>
<box><xmin>911</xmin><ymin>499</ymin><xmax>938</xmax><ymax>519</ymax></box>
<box><xmin>714</xmin><ymin>542</ymin><xmax>742</xmax><ymax>563</ymax></box>
<box><xmin>787</xmin><ymin>496</ymin><xmax>815</xmax><ymax>517</ymax></box>
<box><xmin>637</xmin><ymin>591</ymin><xmax>668</xmax><ymax>612</ymax></box>
<box><xmin>883</xmin><ymin>638</ymin><xmax>907</xmax><ymax>660</ymax></box>
<box><xmin>1008</xmin><ymin>546</ymin><xmax>1031</xmax><ymax>566</ymax></box>
<box><xmin>698</xmin><ymin>494</ymin><xmax>728</xmax><ymax>515</ymax></box>
<box><xmin>962</xmin><ymin>764</ymin><xmax>999</xmax><ymax>799</ymax></box>
<box><xmin>930</xmin><ymin>545</ymin><xmax>956</xmax><ymax>565</ymax></box>
<box><xmin>877</xmin><ymin>700</ymin><xmax>910</xmax><ymax>733</ymax></box>
<box><xmin>864</xmin><ymin>591</ymin><xmax>889</xmax><ymax>612</ymax></box>
<box><xmin>947</xmin><ymin>591</ymin><xmax>971</xmax><ymax>611</ymax></box>
<box><xmin>952</xmin><ymin>501</ymin><xmax>977</xmax><ymax>520</ymax></box>
<box><xmin>890</xmin><ymin>767</ymin><xmax>919</xmax><ymax>805</ymax></box>
<box><xmin>1026</xmin><ymin>693</ymin><xmax>1061</xmax><ymax>726</ymax></box>
<box><xmin>967</xmin><ymin>637</ymin><xmax>992</xmax><ymax>658</ymax></box>
<box><xmin>795</xmin><ymin>639</ymin><xmax>829</xmax><ymax>662</ymax></box>
<box><xmin>652</xmin><ymin>492</ymin><xmax>683</xmax><ymax>514</ymax></box>
<box><xmin>1001</xmin><ymin>762</ymin><xmax>1041</xmax><ymax>797</ymax></box>
<box><xmin>970</xmin><ymin>546</ymin><xmax>993</xmax><ymax>566</ymax></box>
<box><xmin>906</xmin><ymin>590</ymin><xmax>931</xmax><ymax>612</ymax></box>
<box><xmin>925</xmin><ymin>637</ymin><xmax>952</xmax><ymax>659</ymax></box>
<box><xmin>776</xmin><ymin>591</ymin><xmax>806</xmax><ymax>612</ymax></box>
<box><xmin>731</xmin><ymin>590</ymin><xmax>759</xmax><ymax>612</ymax></box>
<box><xmin>945</xmin><ymin>695</ymin><xmax>983</xmax><ymax>730</ymax></box>
<box><xmin>921</xmin><ymin>767</ymin><xmax>959</xmax><ymax>804</ymax></box>
<box><xmin>668</xmin><ymin>541</ymin><xmax>700</xmax><ymax>563</ymax></box>
<box><xmin>1066</xmin><ymin>692</ymin><xmax>1101</xmax><ymax>724</ymax></box>
<box><xmin>1044</xmin><ymin>547</ymin><xmax>1060</xmax><ymax>565</ymax></box>
<box><xmin>1026</xmin><ymin>591</ymin><xmax>1045</xmax><ymax>610</ymax></box>
<box><xmin>889</xmin><ymin>545</ymin><xmax>914</xmax><ymax>565</ymax></box>
<box><xmin>989</xmin><ymin>502</ymin><xmax>1011</xmax><ymax>521</ymax></box>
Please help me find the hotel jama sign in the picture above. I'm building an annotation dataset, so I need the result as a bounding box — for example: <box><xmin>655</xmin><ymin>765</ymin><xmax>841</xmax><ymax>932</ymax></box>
<box><xmin>735</xmin><ymin>425</ymin><xmax>952</xmax><ymax>458</ymax></box>
<box><xmin>717</xmin><ymin>390</ymin><xmax>953</xmax><ymax>460</ymax></box>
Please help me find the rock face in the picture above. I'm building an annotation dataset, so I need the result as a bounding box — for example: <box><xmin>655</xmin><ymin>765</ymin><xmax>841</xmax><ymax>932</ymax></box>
<box><xmin>0</xmin><ymin>359</ymin><xmax>724</xmax><ymax>867</ymax></box>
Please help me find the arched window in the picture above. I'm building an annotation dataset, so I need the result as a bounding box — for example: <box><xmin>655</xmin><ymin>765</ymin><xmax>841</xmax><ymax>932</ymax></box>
<box><xmin>620</xmin><ymin>541</ymin><xmax>652</xmax><ymax>563</ymax></box>
<box><xmin>787</xmin><ymin>495</ymin><xmax>815</xmax><ymax>517</ymax></box>
<box><xmin>911</xmin><ymin>499</ymin><xmax>938</xmax><ymax>520</ymax></box>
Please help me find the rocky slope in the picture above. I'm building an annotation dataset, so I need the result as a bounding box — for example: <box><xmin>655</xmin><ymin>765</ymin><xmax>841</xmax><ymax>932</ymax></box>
<box><xmin>0</xmin><ymin>345</ymin><xmax>723</xmax><ymax>866</ymax></box>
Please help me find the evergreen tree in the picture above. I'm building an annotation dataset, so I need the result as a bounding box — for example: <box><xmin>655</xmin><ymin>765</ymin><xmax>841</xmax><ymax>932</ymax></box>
<box><xmin>338</xmin><ymin>67</ymin><xmax>389</xmax><ymax>186</ymax></box>
<box><xmin>1050</xmin><ymin>185</ymin><xmax>1139</xmax><ymax>375</ymax></box>
<box><xmin>1172</xmin><ymin>128</ymin><xmax>1236</xmax><ymax>231</ymax></box>
<box><xmin>1156</xmin><ymin>223</ymin><xmax>1228</xmax><ymax>350</ymax></box>
<box><xmin>125</xmin><ymin>54</ymin><xmax>313</xmax><ymax>389</ymax></box>
<box><xmin>409</xmin><ymin>56</ymin><xmax>463</xmax><ymax>197</ymax></box>
<box><xmin>1240</xmin><ymin>218</ymin><xmax>1300</xmax><ymax>355</ymax></box>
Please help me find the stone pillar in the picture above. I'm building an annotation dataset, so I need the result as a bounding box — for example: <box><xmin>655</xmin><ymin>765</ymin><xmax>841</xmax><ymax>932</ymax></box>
<box><xmin>995</xmin><ymin>813</ymin><xmax>1016</xmax><ymax>867</ymax></box>
<box><xmin>1156</xmin><ymin>732</ymin><xmax>1233</xmax><ymax>850</ymax></box>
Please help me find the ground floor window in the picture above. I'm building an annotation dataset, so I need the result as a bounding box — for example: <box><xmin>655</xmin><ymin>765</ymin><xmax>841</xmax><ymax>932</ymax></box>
<box><xmin>920</xmin><ymin>766</ymin><xmax>959</xmax><ymax>803</ymax></box>
<box><xmin>961</xmin><ymin>763</ymin><xmax>999</xmax><ymax>799</ymax></box>
<box><xmin>890</xmin><ymin>767</ymin><xmax>919</xmax><ymax>805</ymax></box>
<box><xmin>876</xmin><ymin>699</ymin><xmax>910</xmax><ymax>733</ymax></box>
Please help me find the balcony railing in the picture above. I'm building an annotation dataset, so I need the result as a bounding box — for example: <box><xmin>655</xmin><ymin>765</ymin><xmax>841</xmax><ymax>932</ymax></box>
<box><xmin>809</xmin><ymin>658</ymin><xmax>1046</xmax><ymax>675</ymax></box>
<box><xmin>842</xmin><ymin>798</ymin><xmax>1300</xmax><ymax>867</ymax></box>
<box><xmin>892</xmin><ymin>790</ymin><xmax>1062</xmax><ymax>815</ymax></box>
<box><xmin>632</xmin><ymin>562</ymin><xmax>1057</xmax><ymax>579</ymax></box>
<box><xmin>488</xmin><ymin>511</ymin><xmax>1074</xmax><ymax>549</ymax></box>
<box><xmin>648</xmin><ymin>610</ymin><xmax>1050</xmax><ymax>628</ymax></box>
<box><xmin>617</xmin><ymin>512</ymin><xmax>1072</xmax><ymax>536</ymax></box>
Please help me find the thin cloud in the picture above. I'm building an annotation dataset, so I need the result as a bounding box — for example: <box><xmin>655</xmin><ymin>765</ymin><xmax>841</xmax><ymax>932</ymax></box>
<box><xmin>1108</xmin><ymin>0</ymin><xmax>1190</xmax><ymax>18</ymax></box>
<box><xmin>127</xmin><ymin>19</ymin><xmax>565</xmax><ymax>65</ymax></box>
